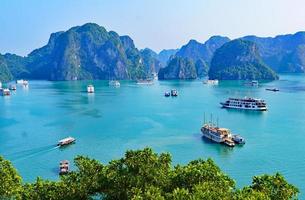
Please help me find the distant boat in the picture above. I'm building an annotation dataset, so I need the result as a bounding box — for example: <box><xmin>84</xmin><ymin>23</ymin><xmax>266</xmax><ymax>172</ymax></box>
<box><xmin>0</xmin><ymin>81</ymin><xmax>2</xmax><ymax>88</ymax></box>
<box><xmin>109</xmin><ymin>80</ymin><xmax>120</xmax><ymax>87</ymax></box>
<box><xmin>201</xmin><ymin>115</ymin><xmax>245</xmax><ymax>147</ymax></box>
<box><xmin>16</xmin><ymin>79</ymin><xmax>24</xmax><ymax>84</ymax></box>
<box><xmin>164</xmin><ymin>91</ymin><xmax>170</xmax><ymax>97</ymax></box>
<box><xmin>136</xmin><ymin>80</ymin><xmax>154</xmax><ymax>85</ymax></box>
<box><xmin>220</xmin><ymin>97</ymin><xmax>267</xmax><ymax>111</ymax></box>
<box><xmin>59</xmin><ymin>160</ymin><xmax>69</xmax><ymax>175</ymax></box>
<box><xmin>87</xmin><ymin>85</ymin><xmax>95</xmax><ymax>93</ymax></box>
<box><xmin>57</xmin><ymin>137</ymin><xmax>75</xmax><ymax>147</ymax></box>
<box><xmin>23</xmin><ymin>80</ymin><xmax>29</xmax><ymax>87</ymax></box>
<box><xmin>244</xmin><ymin>80</ymin><xmax>259</xmax><ymax>87</ymax></box>
<box><xmin>0</xmin><ymin>88</ymin><xmax>10</xmax><ymax>96</ymax></box>
<box><xmin>171</xmin><ymin>89</ymin><xmax>178</xmax><ymax>97</ymax></box>
<box><xmin>266</xmin><ymin>88</ymin><xmax>279</xmax><ymax>92</ymax></box>
<box><xmin>16</xmin><ymin>79</ymin><xmax>29</xmax><ymax>86</ymax></box>
<box><xmin>203</xmin><ymin>79</ymin><xmax>219</xmax><ymax>85</ymax></box>
<box><xmin>9</xmin><ymin>84</ymin><xmax>17</xmax><ymax>91</ymax></box>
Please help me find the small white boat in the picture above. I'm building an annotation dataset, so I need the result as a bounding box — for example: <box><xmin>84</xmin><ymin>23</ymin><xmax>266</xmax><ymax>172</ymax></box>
<box><xmin>0</xmin><ymin>88</ymin><xmax>10</xmax><ymax>96</ymax></box>
<box><xmin>57</xmin><ymin>137</ymin><xmax>75</xmax><ymax>146</ymax></box>
<box><xmin>0</xmin><ymin>81</ymin><xmax>2</xmax><ymax>88</ymax></box>
<box><xmin>16</xmin><ymin>79</ymin><xmax>25</xmax><ymax>84</ymax></box>
<box><xmin>109</xmin><ymin>80</ymin><xmax>120</xmax><ymax>87</ymax></box>
<box><xmin>87</xmin><ymin>85</ymin><xmax>94</xmax><ymax>93</ymax></box>
<box><xmin>136</xmin><ymin>80</ymin><xmax>154</xmax><ymax>85</ymax></box>
<box><xmin>203</xmin><ymin>79</ymin><xmax>219</xmax><ymax>85</ymax></box>
<box><xmin>23</xmin><ymin>80</ymin><xmax>29</xmax><ymax>87</ymax></box>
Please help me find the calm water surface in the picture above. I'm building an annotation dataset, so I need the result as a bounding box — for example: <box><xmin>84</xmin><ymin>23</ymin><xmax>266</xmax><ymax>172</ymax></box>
<box><xmin>1</xmin><ymin>74</ymin><xmax>305</xmax><ymax>196</ymax></box>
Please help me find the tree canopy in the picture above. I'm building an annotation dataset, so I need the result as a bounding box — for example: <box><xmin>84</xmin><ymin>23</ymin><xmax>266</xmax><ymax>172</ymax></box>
<box><xmin>0</xmin><ymin>148</ymin><xmax>299</xmax><ymax>200</ymax></box>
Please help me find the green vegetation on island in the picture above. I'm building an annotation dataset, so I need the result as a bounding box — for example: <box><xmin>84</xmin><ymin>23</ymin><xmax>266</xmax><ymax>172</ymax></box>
<box><xmin>209</xmin><ymin>39</ymin><xmax>279</xmax><ymax>80</ymax></box>
<box><xmin>2</xmin><ymin>23</ymin><xmax>305</xmax><ymax>82</ymax></box>
<box><xmin>0</xmin><ymin>148</ymin><xmax>299</xmax><ymax>200</ymax></box>
<box><xmin>242</xmin><ymin>31</ymin><xmax>305</xmax><ymax>73</ymax></box>
<box><xmin>158</xmin><ymin>57</ymin><xmax>197</xmax><ymax>80</ymax></box>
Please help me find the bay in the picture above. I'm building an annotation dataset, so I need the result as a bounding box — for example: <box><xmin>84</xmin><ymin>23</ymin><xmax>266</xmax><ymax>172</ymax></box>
<box><xmin>1</xmin><ymin>74</ymin><xmax>305</xmax><ymax>196</ymax></box>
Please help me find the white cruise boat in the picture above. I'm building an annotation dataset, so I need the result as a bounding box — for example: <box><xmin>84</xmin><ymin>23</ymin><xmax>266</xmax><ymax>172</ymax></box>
<box><xmin>109</xmin><ymin>80</ymin><xmax>120</xmax><ymax>87</ymax></box>
<box><xmin>87</xmin><ymin>85</ymin><xmax>94</xmax><ymax>93</ymax></box>
<box><xmin>221</xmin><ymin>97</ymin><xmax>267</xmax><ymax>111</ymax></box>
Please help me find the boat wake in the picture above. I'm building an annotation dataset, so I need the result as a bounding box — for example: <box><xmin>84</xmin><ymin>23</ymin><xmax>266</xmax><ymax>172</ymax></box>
<box><xmin>5</xmin><ymin>145</ymin><xmax>59</xmax><ymax>162</ymax></box>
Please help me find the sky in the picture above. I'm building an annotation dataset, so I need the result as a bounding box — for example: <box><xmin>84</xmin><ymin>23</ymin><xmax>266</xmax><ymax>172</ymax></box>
<box><xmin>1</xmin><ymin>0</ymin><xmax>305</xmax><ymax>56</ymax></box>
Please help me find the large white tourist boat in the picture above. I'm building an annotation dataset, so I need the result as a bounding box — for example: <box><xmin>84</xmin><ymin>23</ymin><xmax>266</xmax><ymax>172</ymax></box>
<box><xmin>220</xmin><ymin>97</ymin><xmax>267</xmax><ymax>111</ymax></box>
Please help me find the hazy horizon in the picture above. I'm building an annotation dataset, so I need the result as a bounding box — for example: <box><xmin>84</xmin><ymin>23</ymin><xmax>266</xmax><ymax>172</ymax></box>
<box><xmin>1</xmin><ymin>0</ymin><xmax>305</xmax><ymax>56</ymax></box>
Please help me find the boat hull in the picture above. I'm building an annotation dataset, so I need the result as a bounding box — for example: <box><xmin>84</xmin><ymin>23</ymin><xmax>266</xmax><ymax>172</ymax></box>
<box><xmin>221</xmin><ymin>104</ymin><xmax>267</xmax><ymax>111</ymax></box>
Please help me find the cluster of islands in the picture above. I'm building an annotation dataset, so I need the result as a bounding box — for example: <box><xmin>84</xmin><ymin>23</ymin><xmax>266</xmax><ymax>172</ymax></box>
<box><xmin>1</xmin><ymin>23</ymin><xmax>305</xmax><ymax>83</ymax></box>
<box><xmin>1</xmin><ymin>23</ymin><xmax>305</xmax><ymax>199</ymax></box>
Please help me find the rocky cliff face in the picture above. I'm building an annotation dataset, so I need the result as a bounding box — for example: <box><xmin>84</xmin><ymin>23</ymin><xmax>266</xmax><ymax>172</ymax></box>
<box><xmin>209</xmin><ymin>39</ymin><xmax>278</xmax><ymax>80</ymax></box>
<box><xmin>157</xmin><ymin>49</ymin><xmax>179</xmax><ymax>66</ymax></box>
<box><xmin>242</xmin><ymin>32</ymin><xmax>305</xmax><ymax>73</ymax></box>
<box><xmin>172</xmin><ymin>36</ymin><xmax>230</xmax><ymax>77</ymax></box>
<box><xmin>140</xmin><ymin>48</ymin><xmax>162</xmax><ymax>74</ymax></box>
<box><xmin>0</xmin><ymin>55</ymin><xmax>13</xmax><ymax>82</ymax></box>
<box><xmin>25</xmin><ymin>23</ymin><xmax>149</xmax><ymax>80</ymax></box>
<box><xmin>158</xmin><ymin>57</ymin><xmax>197</xmax><ymax>80</ymax></box>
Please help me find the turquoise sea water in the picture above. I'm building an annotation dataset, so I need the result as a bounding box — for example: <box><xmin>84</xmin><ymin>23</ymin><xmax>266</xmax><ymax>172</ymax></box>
<box><xmin>1</xmin><ymin>74</ymin><xmax>305</xmax><ymax>196</ymax></box>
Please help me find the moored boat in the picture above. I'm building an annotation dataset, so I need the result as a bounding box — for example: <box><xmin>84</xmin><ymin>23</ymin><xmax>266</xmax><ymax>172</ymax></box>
<box><xmin>23</xmin><ymin>80</ymin><xmax>29</xmax><ymax>87</ymax></box>
<box><xmin>57</xmin><ymin>137</ymin><xmax>75</xmax><ymax>147</ymax></box>
<box><xmin>232</xmin><ymin>134</ymin><xmax>246</xmax><ymax>144</ymax></box>
<box><xmin>266</xmin><ymin>88</ymin><xmax>279</xmax><ymax>92</ymax></box>
<box><xmin>16</xmin><ymin>79</ymin><xmax>25</xmax><ymax>84</ymax></box>
<box><xmin>203</xmin><ymin>79</ymin><xmax>219</xmax><ymax>85</ymax></box>
<box><xmin>109</xmin><ymin>80</ymin><xmax>120</xmax><ymax>87</ymax></box>
<box><xmin>59</xmin><ymin>160</ymin><xmax>69</xmax><ymax>175</ymax></box>
<box><xmin>201</xmin><ymin>121</ymin><xmax>244</xmax><ymax>147</ymax></box>
<box><xmin>220</xmin><ymin>97</ymin><xmax>267</xmax><ymax>111</ymax></box>
<box><xmin>164</xmin><ymin>92</ymin><xmax>170</xmax><ymax>97</ymax></box>
<box><xmin>171</xmin><ymin>89</ymin><xmax>178</xmax><ymax>97</ymax></box>
<box><xmin>87</xmin><ymin>85</ymin><xmax>95</xmax><ymax>93</ymax></box>
<box><xmin>0</xmin><ymin>81</ymin><xmax>2</xmax><ymax>88</ymax></box>
<box><xmin>244</xmin><ymin>80</ymin><xmax>259</xmax><ymax>87</ymax></box>
<box><xmin>136</xmin><ymin>79</ymin><xmax>154</xmax><ymax>85</ymax></box>
<box><xmin>0</xmin><ymin>88</ymin><xmax>11</xmax><ymax>96</ymax></box>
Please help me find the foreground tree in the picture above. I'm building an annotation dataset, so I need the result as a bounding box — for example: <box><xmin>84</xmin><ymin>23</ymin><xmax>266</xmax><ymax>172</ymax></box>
<box><xmin>0</xmin><ymin>148</ymin><xmax>300</xmax><ymax>200</ymax></box>
<box><xmin>0</xmin><ymin>156</ymin><xmax>22</xmax><ymax>199</ymax></box>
